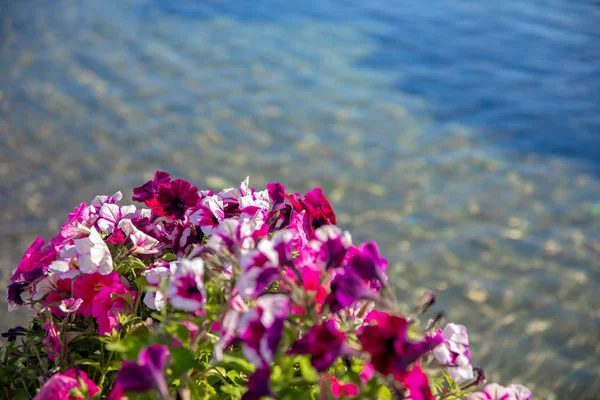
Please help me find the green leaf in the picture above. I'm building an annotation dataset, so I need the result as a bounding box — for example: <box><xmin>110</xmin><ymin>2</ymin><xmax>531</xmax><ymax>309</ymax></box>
<box><xmin>106</xmin><ymin>338</ymin><xmax>145</xmax><ymax>360</ymax></box>
<box><xmin>169</xmin><ymin>346</ymin><xmax>200</xmax><ymax>379</ymax></box>
<box><xmin>220</xmin><ymin>353</ymin><xmax>255</xmax><ymax>375</ymax></box>
<box><xmin>73</xmin><ymin>359</ymin><xmax>102</xmax><ymax>372</ymax></box>
<box><xmin>220</xmin><ymin>384</ymin><xmax>246</xmax><ymax>397</ymax></box>
<box><xmin>194</xmin><ymin>379</ymin><xmax>219</xmax><ymax>399</ymax></box>
<box><xmin>297</xmin><ymin>356</ymin><xmax>317</xmax><ymax>383</ymax></box>
<box><xmin>377</xmin><ymin>385</ymin><xmax>393</xmax><ymax>400</ymax></box>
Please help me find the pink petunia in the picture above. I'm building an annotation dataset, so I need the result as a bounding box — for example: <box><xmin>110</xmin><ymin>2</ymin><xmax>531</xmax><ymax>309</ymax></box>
<box><xmin>34</xmin><ymin>369</ymin><xmax>99</xmax><ymax>400</ymax></box>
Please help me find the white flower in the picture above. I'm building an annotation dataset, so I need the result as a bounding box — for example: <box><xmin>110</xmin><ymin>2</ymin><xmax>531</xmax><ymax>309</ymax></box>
<box><xmin>117</xmin><ymin>219</ymin><xmax>161</xmax><ymax>255</ymax></box>
<box><xmin>433</xmin><ymin>323</ymin><xmax>473</xmax><ymax>382</ymax></box>
<box><xmin>74</xmin><ymin>227</ymin><xmax>113</xmax><ymax>274</ymax></box>
<box><xmin>96</xmin><ymin>203</ymin><xmax>136</xmax><ymax>234</ymax></box>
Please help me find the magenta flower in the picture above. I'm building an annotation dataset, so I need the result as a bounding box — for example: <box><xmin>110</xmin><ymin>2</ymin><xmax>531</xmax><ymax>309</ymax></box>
<box><xmin>242</xmin><ymin>367</ymin><xmax>274</xmax><ymax>400</ymax></box>
<box><xmin>167</xmin><ymin>259</ymin><xmax>206</xmax><ymax>311</ymax></box>
<box><xmin>326</xmin><ymin>269</ymin><xmax>380</xmax><ymax>313</ymax></box>
<box><xmin>34</xmin><ymin>368</ymin><xmax>99</xmax><ymax>400</ymax></box>
<box><xmin>329</xmin><ymin>376</ymin><xmax>359</xmax><ymax>398</ymax></box>
<box><xmin>132</xmin><ymin>170</ymin><xmax>172</xmax><ymax>203</ymax></box>
<box><xmin>239</xmin><ymin>295</ymin><xmax>290</xmax><ymax>368</ymax></box>
<box><xmin>358</xmin><ymin>312</ymin><xmax>443</xmax><ymax>380</ymax></box>
<box><xmin>304</xmin><ymin>187</ymin><xmax>337</xmax><ymax>226</ymax></box>
<box><xmin>346</xmin><ymin>241</ymin><xmax>388</xmax><ymax>285</ymax></box>
<box><xmin>287</xmin><ymin>319</ymin><xmax>352</xmax><ymax>372</ymax></box>
<box><xmin>49</xmin><ymin>203</ymin><xmax>92</xmax><ymax>250</ymax></box>
<box><xmin>432</xmin><ymin>323</ymin><xmax>473</xmax><ymax>382</ymax></box>
<box><xmin>398</xmin><ymin>363</ymin><xmax>435</xmax><ymax>400</ymax></box>
<box><xmin>92</xmin><ymin>283</ymin><xmax>137</xmax><ymax>335</ymax></box>
<box><xmin>72</xmin><ymin>271</ymin><xmax>121</xmax><ymax>316</ymax></box>
<box><xmin>312</xmin><ymin>225</ymin><xmax>352</xmax><ymax>271</ymax></box>
<box><xmin>10</xmin><ymin>237</ymin><xmax>56</xmax><ymax>283</ymax></box>
<box><xmin>116</xmin><ymin>344</ymin><xmax>171</xmax><ymax>399</ymax></box>
<box><xmin>154</xmin><ymin>179</ymin><xmax>199</xmax><ymax>220</ymax></box>
<box><xmin>467</xmin><ymin>383</ymin><xmax>532</xmax><ymax>400</ymax></box>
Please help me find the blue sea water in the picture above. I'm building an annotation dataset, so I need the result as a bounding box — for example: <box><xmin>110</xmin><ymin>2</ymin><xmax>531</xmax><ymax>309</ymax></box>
<box><xmin>1</xmin><ymin>0</ymin><xmax>599</xmax><ymax>397</ymax></box>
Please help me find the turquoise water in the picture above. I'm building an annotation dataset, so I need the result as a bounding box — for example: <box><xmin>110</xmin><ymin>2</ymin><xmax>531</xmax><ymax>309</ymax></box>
<box><xmin>1</xmin><ymin>0</ymin><xmax>599</xmax><ymax>397</ymax></box>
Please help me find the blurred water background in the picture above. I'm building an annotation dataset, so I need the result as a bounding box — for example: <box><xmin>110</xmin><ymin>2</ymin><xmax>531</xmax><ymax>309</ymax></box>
<box><xmin>1</xmin><ymin>0</ymin><xmax>599</xmax><ymax>397</ymax></box>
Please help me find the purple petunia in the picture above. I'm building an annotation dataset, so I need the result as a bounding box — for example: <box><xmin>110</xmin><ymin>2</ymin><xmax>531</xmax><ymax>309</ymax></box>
<box><xmin>287</xmin><ymin>319</ymin><xmax>353</xmax><ymax>372</ymax></box>
<box><xmin>116</xmin><ymin>344</ymin><xmax>171</xmax><ymax>399</ymax></box>
<box><xmin>239</xmin><ymin>294</ymin><xmax>290</xmax><ymax>368</ymax></box>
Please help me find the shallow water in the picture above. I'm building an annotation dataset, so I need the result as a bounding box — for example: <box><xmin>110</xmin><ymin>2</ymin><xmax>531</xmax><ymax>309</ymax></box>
<box><xmin>1</xmin><ymin>0</ymin><xmax>599</xmax><ymax>397</ymax></box>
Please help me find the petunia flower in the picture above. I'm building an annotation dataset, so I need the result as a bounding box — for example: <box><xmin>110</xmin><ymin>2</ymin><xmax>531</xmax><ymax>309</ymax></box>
<box><xmin>72</xmin><ymin>271</ymin><xmax>121</xmax><ymax>316</ymax></box>
<box><xmin>34</xmin><ymin>368</ymin><xmax>99</xmax><ymax>400</ymax></box>
<box><xmin>132</xmin><ymin>171</ymin><xmax>172</xmax><ymax>203</ymax></box>
<box><xmin>154</xmin><ymin>179</ymin><xmax>200</xmax><ymax>220</ymax></box>
<box><xmin>358</xmin><ymin>312</ymin><xmax>443</xmax><ymax>380</ymax></box>
<box><xmin>326</xmin><ymin>269</ymin><xmax>380</xmax><ymax>313</ymax></box>
<box><xmin>345</xmin><ymin>241</ymin><xmax>388</xmax><ymax>285</ymax></box>
<box><xmin>206</xmin><ymin>219</ymin><xmax>256</xmax><ymax>254</ymax></box>
<box><xmin>10</xmin><ymin>237</ymin><xmax>56</xmax><ymax>283</ymax></box>
<box><xmin>142</xmin><ymin>261</ymin><xmax>176</xmax><ymax>311</ymax></box>
<box><xmin>239</xmin><ymin>294</ymin><xmax>290</xmax><ymax>368</ymax></box>
<box><xmin>91</xmin><ymin>191</ymin><xmax>123</xmax><ymax>209</ymax></box>
<box><xmin>189</xmin><ymin>195</ymin><xmax>225</xmax><ymax>235</ymax></box>
<box><xmin>74</xmin><ymin>227</ymin><xmax>113</xmax><ymax>275</ymax></box>
<box><xmin>398</xmin><ymin>363</ymin><xmax>435</xmax><ymax>400</ymax></box>
<box><xmin>287</xmin><ymin>319</ymin><xmax>353</xmax><ymax>372</ymax></box>
<box><xmin>167</xmin><ymin>258</ymin><xmax>206</xmax><ymax>311</ymax></box>
<box><xmin>241</xmin><ymin>367</ymin><xmax>274</xmax><ymax>400</ymax></box>
<box><xmin>96</xmin><ymin>203</ymin><xmax>136</xmax><ymax>234</ymax></box>
<box><xmin>432</xmin><ymin>323</ymin><xmax>474</xmax><ymax>382</ymax></box>
<box><xmin>59</xmin><ymin>298</ymin><xmax>83</xmax><ymax>314</ymax></box>
<box><xmin>116</xmin><ymin>344</ymin><xmax>171</xmax><ymax>399</ymax></box>
<box><xmin>91</xmin><ymin>282</ymin><xmax>137</xmax><ymax>335</ymax></box>
<box><xmin>467</xmin><ymin>383</ymin><xmax>532</xmax><ymax>400</ymax></box>
<box><xmin>329</xmin><ymin>376</ymin><xmax>360</xmax><ymax>398</ymax></box>
<box><xmin>311</xmin><ymin>225</ymin><xmax>352</xmax><ymax>271</ymax></box>
<box><xmin>49</xmin><ymin>203</ymin><xmax>93</xmax><ymax>250</ymax></box>
<box><xmin>117</xmin><ymin>219</ymin><xmax>162</xmax><ymax>255</ymax></box>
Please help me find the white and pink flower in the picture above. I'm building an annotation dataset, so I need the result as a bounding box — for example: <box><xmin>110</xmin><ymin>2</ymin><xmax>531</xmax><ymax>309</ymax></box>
<box><xmin>167</xmin><ymin>259</ymin><xmax>206</xmax><ymax>311</ymax></box>
<box><xmin>433</xmin><ymin>323</ymin><xmax>474</xmax><ymax>382</ymax></box>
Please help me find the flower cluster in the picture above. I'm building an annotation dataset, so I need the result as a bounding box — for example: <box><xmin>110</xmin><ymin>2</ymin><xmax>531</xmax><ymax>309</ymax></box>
<box><xmin>1</xmin><ymin>172</ymin><xmax>530</xmax><ymax>399</ymax></box>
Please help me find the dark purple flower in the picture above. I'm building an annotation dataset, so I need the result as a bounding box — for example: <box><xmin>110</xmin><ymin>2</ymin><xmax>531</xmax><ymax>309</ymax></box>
<box><xmin>1</xmin><ymin>326</ymin><xmax>26</xmax><ymax>341</ymax></box>
<box><xmin>116</xmin><ymin>344</ymin><xmax>171</xmax><ymax>399</ymax></box>
<box><xmin>241</xmin><ymin>367</ymin><xmax>273</xmax><ymax>400</ymax></box>
<box><xmin>287</xmin><ymin>319</ymin><xmax>352</xmax><ymax>372</ymax></box>
<box><xmin>358</xmin><ymin>312</ymin><xmax>443</xmax><ymax>380</ymax></box>
<box><xmin>326</xmin><ymin>270</ymin><xmax>380</xmax><ymax>313</ymax></box>
<box><xmin>154</xmin><ymin>179</ymin><xmax>200</xmax><ymax>220</ymax></box>
<box><xmin>346</xmin><ymin>241</ymin><xmax>388</xmax><ymax>285</ymax></box>
<box><xmin>239</xmin><ymin>295</ymin><xmax>290</xmax><ymax>368</ymax></box>
<box><xmin>312</xmin><ymin>225</ymin><xmax>352</xmax><ymax>271</ymax></box>
<box><xmin>7</xmin><ymin>281</ymin><xmax>29</xmax><ymax>308</ymax></box>
<box><xmin>132</xmin><ymin>171</ymin><xmax>171</xmax><ymax>203</ymax></box>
